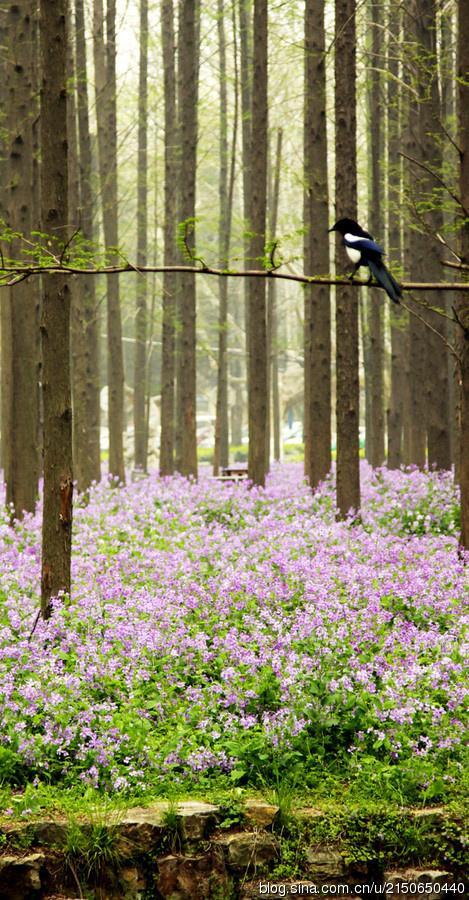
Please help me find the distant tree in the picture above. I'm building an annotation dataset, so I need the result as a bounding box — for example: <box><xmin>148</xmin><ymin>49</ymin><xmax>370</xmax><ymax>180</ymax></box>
<box><xmin>4</xmin><ymin>0</ymin><xmax>39</xmax><ymax>518</ymax></box>
<box><xmin>159</xmin><ymin>0</ymin><xmax>178</xmax><ymax>476</ymax></box>
<box><xmin>334</xmin><ymin>0</ymin><xmax>360</xmax><ymax>516</ymax></box>
<box><xmin>247</xmin><ymin>0</ymin><xmax>268</xmax><ymax>487</ymax></box>
<box><xmin>176</xmin><ymin>0</ymin><xmax>200</xmax><ymax>478</ymax></box>
<box><xmin>213</xmin><ymin>0</ymin><xmax>234</xmax><ymax>476</ymax></box>
<box><xmin>267</xmin><ymin>127</ymin><xmax>282</xmax><ymax>465</ymax></box>
<box><xmin>39</xmin><ymin>0</ymin><xmax>73</xmax><ymax>617</ymax></box>
<box><xmin>93</xmin><ymin>0</ymin><xmax>125</xmax><ymax>483</ymax></box>
<box><xmin>303</xmin><ymin>0</ymin><xmax>331</xmax><ymax>489</ymax></box>
<box><xmin>134</xmin><ymin>0</ymin><xmax>149</xmax><ymax>471</ymax></box>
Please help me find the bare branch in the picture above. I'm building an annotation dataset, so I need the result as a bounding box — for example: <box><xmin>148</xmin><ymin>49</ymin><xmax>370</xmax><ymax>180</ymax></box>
<box><xmin>400</xmin><ymin>296</ymin><xmax>461</xmax><ymax>363</ymax></box>
<box><xmin>399</xmin><ymin>150</ymin><xmax>467</xmax><ymax>214</ymax></box>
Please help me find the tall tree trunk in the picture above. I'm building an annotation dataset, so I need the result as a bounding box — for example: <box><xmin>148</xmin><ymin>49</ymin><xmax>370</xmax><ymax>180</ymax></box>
<box><xmin>75</xmin><ymin>0</ymin><xmax>100</xmax><ymax>489</ymax></box>
<box><xmin>304</xmin><ymin>0</ymin><xmax>331</xmax><ymax>489</ymax></box>
<box><xmin>159</xmin><ymin>0</ymin><xmax>177</xmax><ymax>476</ymax></box>
<box><xmin>366</xmin><ymin>0</ymin><xmax>385</xmax><ymax>467</ymax></box>
<box><xmin>386</xmin><ymin>2</ymin><xmax>405</xmax><ymax>469</ymax></box>
<box><xmin>414</xmin><ymin>0</ymin><xmax>451</xmax><ymax>469</ymax></box>
<box><xmin>247</xmin><ymin>0</ymin><xmax>268</xmax><ymax>487</ymax></box>
<box><xmin>93</xmin><ymin>0</ymin><xmax>125</xmax><ymax>483</ymax></box>
<box><xmin>238</xmin><ymin>0</ymin><xmax>252</xmax><ymax>375</ymax></box>
<box><xmin>40</xmin><ymin>0</ymin><xmax>73</xmax><ymax>617</ymax></box>
<box><xmin>213</xmin><ymin>0</ymin><xmax>232</xmax><ymax>476</ymax></box>
<box><xmin>5</xmin><ymin>0</ymin><xmax>39</xmax><ymax>519</ymax></box>
<box><xmin>268</xmin><ymin>127</ymin><xmax>282</xmax><ymax>466</ymax></box>
<box><xmin>334</xmin><ymin>0</ymin><xmax>359</xmax><ymax>515</ymax></box>
<box><xmin>176</xmin><ymin>0</ymin><xmax>199</xmax><ymax>479</ymax></box>
<box><xmin>133</xmin><ymin>0</ymin><xmax>148</xmax><ymax>471</ymax></box>
<box><xmin>457</xmin><ymin>0</ymin><xmax>469</xmax><ymax>551</ymax></box>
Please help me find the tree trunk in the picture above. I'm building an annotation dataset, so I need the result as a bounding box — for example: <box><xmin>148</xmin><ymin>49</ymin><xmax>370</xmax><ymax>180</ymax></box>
<box><xmin>176</xmin><ymin>0</ymin><xmax>199</xmax><ymax>479</ymax></box>
<box><xmin>133</xmin><ymin>0</ymin><xmax>148</xmax><ymax>471</ymax></box>
<box><xmin>75</xmin><ymin>0</ymin><xmax>101</xmax><ymax>489</ymax></box>
<box><xmin>386</xmin><ymin>2</ymin><xmax>405</xmax><ymax>469</ymax></box>
<box><xmin>238</xmin><ymin>0</ymin><xmax>252</xmax><ymax>377</ymax></box>
<box><xmin>93</xmin><ymin>0</ymin><xmax>125</xmax><ymax>483</ymax></box>
<box><xmin>213</xmin><ymin>0</ymin><xmax>233</xmax><ymax>476</ymax></box>
<box><xmin>268</xmin><ymin>128</ymin><xmax>282</xmax><ymax>467</ymax></box>
<box><xmin>304</xmin><ymin>0</ymin><xmax>330</xmax><ymax>489</ymax></box>
<box><xmin>5</xmin><ymin>0</ymin><xmax>39</xmax><ymax>519</ymax></box>
<box><xmin>334</xmin><ymin>0</ymin><xmax>359</xmax><ymax>515</ymax></box>
<box><xmin>247</xmin><ymin>0</ymin><xmax>268</xmax><ymax>487</ymax></box>
<box><xmin>40</xmin><ymin>0</ymin><xmax>73</xmax><ymax>617</ymax></box>
<box><xmin>457</xmin><ymin>0</ymin><xmax>469</xmax><ymax>551</ymax></box>
<box><xmin>159</xmin><ymin>0</ymin><xmax>177</xmax><ymax>476</ymax></box>
<box><xmin>366</xmin><ymin>0</ymin><xmax>385</xmax><ymax>468</ymax></box>
<box><xmin>416</xmin><ymin>0</ymin><xmax>451</xmax><ymax>469</ymax></box>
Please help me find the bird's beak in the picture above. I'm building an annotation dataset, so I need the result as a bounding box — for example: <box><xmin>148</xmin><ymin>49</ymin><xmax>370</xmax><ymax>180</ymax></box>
<box><xmin>328</xmin><ymin>226</ymin><xmax>335</xmax><ymax>233</ymax></box>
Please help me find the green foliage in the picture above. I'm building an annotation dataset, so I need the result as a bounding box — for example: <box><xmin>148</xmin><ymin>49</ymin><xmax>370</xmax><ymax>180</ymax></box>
<box><xmin>0</xmin><ymin>747</ymin><xmax>25</xmax><ymax>786</ymax></box>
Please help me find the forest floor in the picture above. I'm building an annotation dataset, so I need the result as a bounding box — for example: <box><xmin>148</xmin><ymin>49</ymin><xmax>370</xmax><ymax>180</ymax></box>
<box><xmin>0</xmin><ymin>463</ymin><xmax>466</xmax><ymax>824</ymax></box>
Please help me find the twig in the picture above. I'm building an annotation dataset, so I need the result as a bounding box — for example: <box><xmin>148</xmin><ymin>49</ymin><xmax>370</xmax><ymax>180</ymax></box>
<box><xmin>443</xmin><ymin>259</ymin><xmax>469</xmax><ymax>271</ymax></box>
<box><xmin>399</xmin><ymin>150</ymin><xmax>467</xmax><ymax>214</ymax></box>
<box><xmin>400</xmin><ymin>295</ymin><xmax>461</xmax><ymax>362</ymax></box>
<box><xmin>59</xmin><ymin>229</ymin><xmax>80</xmax><ymax>265</ymax></box>
<box><xmin>28</xmin><ymin>609</ymin><xmax>42</xmax><ymax>642</ymax></box>
<box><xmin>452</xmin><ymin>305</ymin><xmax>469</xmax><ymax>339</ymax></box>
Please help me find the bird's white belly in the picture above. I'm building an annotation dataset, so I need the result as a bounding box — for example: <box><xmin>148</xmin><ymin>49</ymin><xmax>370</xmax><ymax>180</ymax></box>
<box><xmin>346</xmin><ymin>246</ymin><xmax>362</xmax><ymax>264</ymax></box>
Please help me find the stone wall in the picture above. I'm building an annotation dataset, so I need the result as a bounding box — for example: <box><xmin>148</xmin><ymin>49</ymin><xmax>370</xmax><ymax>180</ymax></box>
<box><xmin>0</xmin><ymin>800</ymin><xmax>465</xmax><ymax>900</ymax></box>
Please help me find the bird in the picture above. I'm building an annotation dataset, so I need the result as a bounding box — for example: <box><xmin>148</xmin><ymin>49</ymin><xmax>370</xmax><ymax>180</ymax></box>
<box><xmin>329</xmin><ymin>217</ymin><xmax>401</xmax><ymax>304</ymax></box>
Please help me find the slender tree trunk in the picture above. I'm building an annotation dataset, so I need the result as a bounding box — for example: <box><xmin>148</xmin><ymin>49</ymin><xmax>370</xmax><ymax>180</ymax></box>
<box><xmin>159</xmin><ymin>0</ymin><xmax>177</xmax><ymax>476</ymax></box>
<box><xmin>268</xmin><ymin>127</ymin><xmax>282</xmax><ymax>467</ymax></box>
<box><xmin>176</xmin><ymin>0</ymin><xmax>199</xmax><ymax>478</ymax></box>
<box><xmin>304</xmin><ymin>0</ymin><xmax>331</xmax><ymax>488</ymax></box>
<box><xmin>238</xmin><ymin>0</ymin><xmax>252</xmax><ymax>369</ymax></box>
<box><xmin>75</xmin><ymin>0</ymin><xmax>100</xmax><ymax>488</ymax></box>
<box><xmin>386</xmin><ymin>2</ymin><xmax>405</xmax><ymax>469</ymax></box>
<box><xmin>214</xmin><ymin>0</ymin><xmax>232</xmax><ymax>476</ymax></box>
<box><xmin>416</xmin><ymin>0</ymin><xmax>451</xmax><ymax>469</ymax></box>
<box><xmin>5</xmin><ymin>0</ymin><xmax>39</xmax><ymax>518</ymax></box>
<box><xmin>366</xmin><ymin>0</ymin><xmax>385</xmax><ymax>467</ymax></box>
<box><xmin>133</xmin><ymin>0</ymin><xmax>148</xmax><ymax>471</ymax></box>
<box><xmin>334</xmin><ymin>0</ymin><xmax>359</xmax><ymax>515</ymax></box>
<box><xmin>93</xmin><ymin>0</ymin><xmax>125</xmax><ymax>483</ymax></box>
<box><xmin>247</xmin><ymin>0</ymin><xmax>268</xmax><ymax>487</ymax></box>
<box><xmin>457</xmin><ymin>0</ymin><xmax>469</xmax><ymax>551</ymax></box>
<box><xmin>40</xmin><ymin>0</ymin><xmax>73</xmax><ymax>617</ymax></box>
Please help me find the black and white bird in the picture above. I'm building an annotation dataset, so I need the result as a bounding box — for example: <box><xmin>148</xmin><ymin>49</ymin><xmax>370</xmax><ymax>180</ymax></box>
<box><xmin>329</xmin><ymin>217</ymin><xmax>401</xmax><ymax>304</ymax></box>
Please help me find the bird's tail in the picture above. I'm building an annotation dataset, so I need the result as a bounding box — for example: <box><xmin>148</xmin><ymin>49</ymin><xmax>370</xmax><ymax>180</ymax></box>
<box><xmin>368</xmin><ymin>259</ymin><xmax>402</xmax><ymax>304</ymax></box>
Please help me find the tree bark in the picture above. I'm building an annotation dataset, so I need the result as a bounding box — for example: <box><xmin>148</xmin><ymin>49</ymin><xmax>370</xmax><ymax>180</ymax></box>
<box><xmin>39</xmin><ymin>0</ymin><xmax>73</xmax><ymax>617</ymax></box>
<box><xmin>93</xmin><ymin>0</ymin><xmax>125</xmax><ymax>483</ymax></box>
<box><xmin>213</xmin><ymin>0</ymin><xmax>232</xmax><ymax>476</ymax></box>
<box><xmin>75</xmin><ymin>0</ymin><xmax>101</xmax><ymax>489</ymax></box>
<box><xmin>366</xmin><ymin>0</ymin><xmax>385</xmax><ymax>468</ymax></box>
<box><xmin>159</xmin><ymin>0</ymin><xmax>177</xmax><ymax>476</ymax></box>
<box><xmin>386</xmin><ymin>2</ymin><xmax>406</xmax><ymax>469</ymax></box>
<box><xmin>457</xmin><ymin>0</ymin><xmax>469</xmax><ymax>551</ymax></box>
<box><xmin>176</xmin><ymin>0</ymin><xmax>199</xmax><ymax>479</ymax></box>
<box><xmin>5</xmin><ymin>0</ymin><xmax>39</xmax><ymax>518</ymax></box>
<box><xmin>334</xmin><ymin>0</ymin><xmax>359</xmax><ymax>515</ymax></box>
<box><xmin>247</xmin><ymin>0</ymin><xmax>268</xmax><ymax>487</ymax></box>
<box><xmin>304</xmin><ymin>0</ymin><xmax>331</xmax><ymax>489</ymax></box>
<box><xmin>133</xmin><ymin>0</ymin><xmax>148</xmax><ymax>471</ymax></box>
<box><xmin>268</xmin><ymin>127</ymin><xmax>282</xmax><ymax>466</ymax></box>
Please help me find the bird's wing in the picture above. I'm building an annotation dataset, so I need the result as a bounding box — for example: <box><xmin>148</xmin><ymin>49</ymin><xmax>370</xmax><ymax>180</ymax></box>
<box><xmin>344</xmin><ymin>233</ymin><xmax>384</xmax><ymax>255</ymax></box>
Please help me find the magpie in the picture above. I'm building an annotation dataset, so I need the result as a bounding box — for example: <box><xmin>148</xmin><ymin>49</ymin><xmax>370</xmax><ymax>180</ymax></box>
<box><xmin>329</xmin><ymin>217</ymin><xmax>401</xmax><ymax>304</ymax></box>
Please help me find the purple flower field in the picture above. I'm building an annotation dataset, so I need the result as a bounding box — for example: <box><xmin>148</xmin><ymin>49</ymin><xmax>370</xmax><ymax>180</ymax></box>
<box><xmin>0</xmin><ymin>463</ymin><xmax>467</xmax><ymax>806</ymax></box>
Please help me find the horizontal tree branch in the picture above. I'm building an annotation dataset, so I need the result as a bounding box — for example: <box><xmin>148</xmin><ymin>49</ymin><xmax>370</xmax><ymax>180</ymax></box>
<box><xmin>1</xmin><ymin>260</ymin><xmax>469</xmax><ymax>291</ymax></box>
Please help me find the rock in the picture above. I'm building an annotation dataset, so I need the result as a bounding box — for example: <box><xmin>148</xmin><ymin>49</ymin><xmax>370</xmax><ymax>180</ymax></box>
<box><xmin>119</xmin><ymin>865</ymin><xmax>147</xmax><ymax>898</ymax></box>
<box><xmin>215</xmin><ymin>831</ymin><xmax>279</xmax><ymax>872</ymax></box>
<box><xmin>175</xmin><ymin>801</ymin><xmax>219</xmax><ymax>840</ymax></box>
<box><xmin>240</xmin><ymin>882</ymin><xmax>318</xmax><ymax>899</ymax></box>
<box><xmin>385</xmin><ymin>870</ymin><xmax>458</xmax><ymax>894</ymax></box>
<box><xmin>34</xmin><ymin>820</ymin><xmax>68</xmax><ymax>848</ymax></box>
<box><xmin>244</xmin><ymin>800</ymin><xmax>279</xmax><ymax>828</ymax></box>
<box><xmin>305</xmin><ymin>848</ymin><xmax>346</xmax><ymax>880</ymax></box>
<box><xmin>156</xmin><ymin>852</ymin><xmax>229</xmax><ymax>899</ymax></box>
<box><xmin>0</xmin><ymin>852</ymin><xmax>45</xmax><ymax>899</ymax></box>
